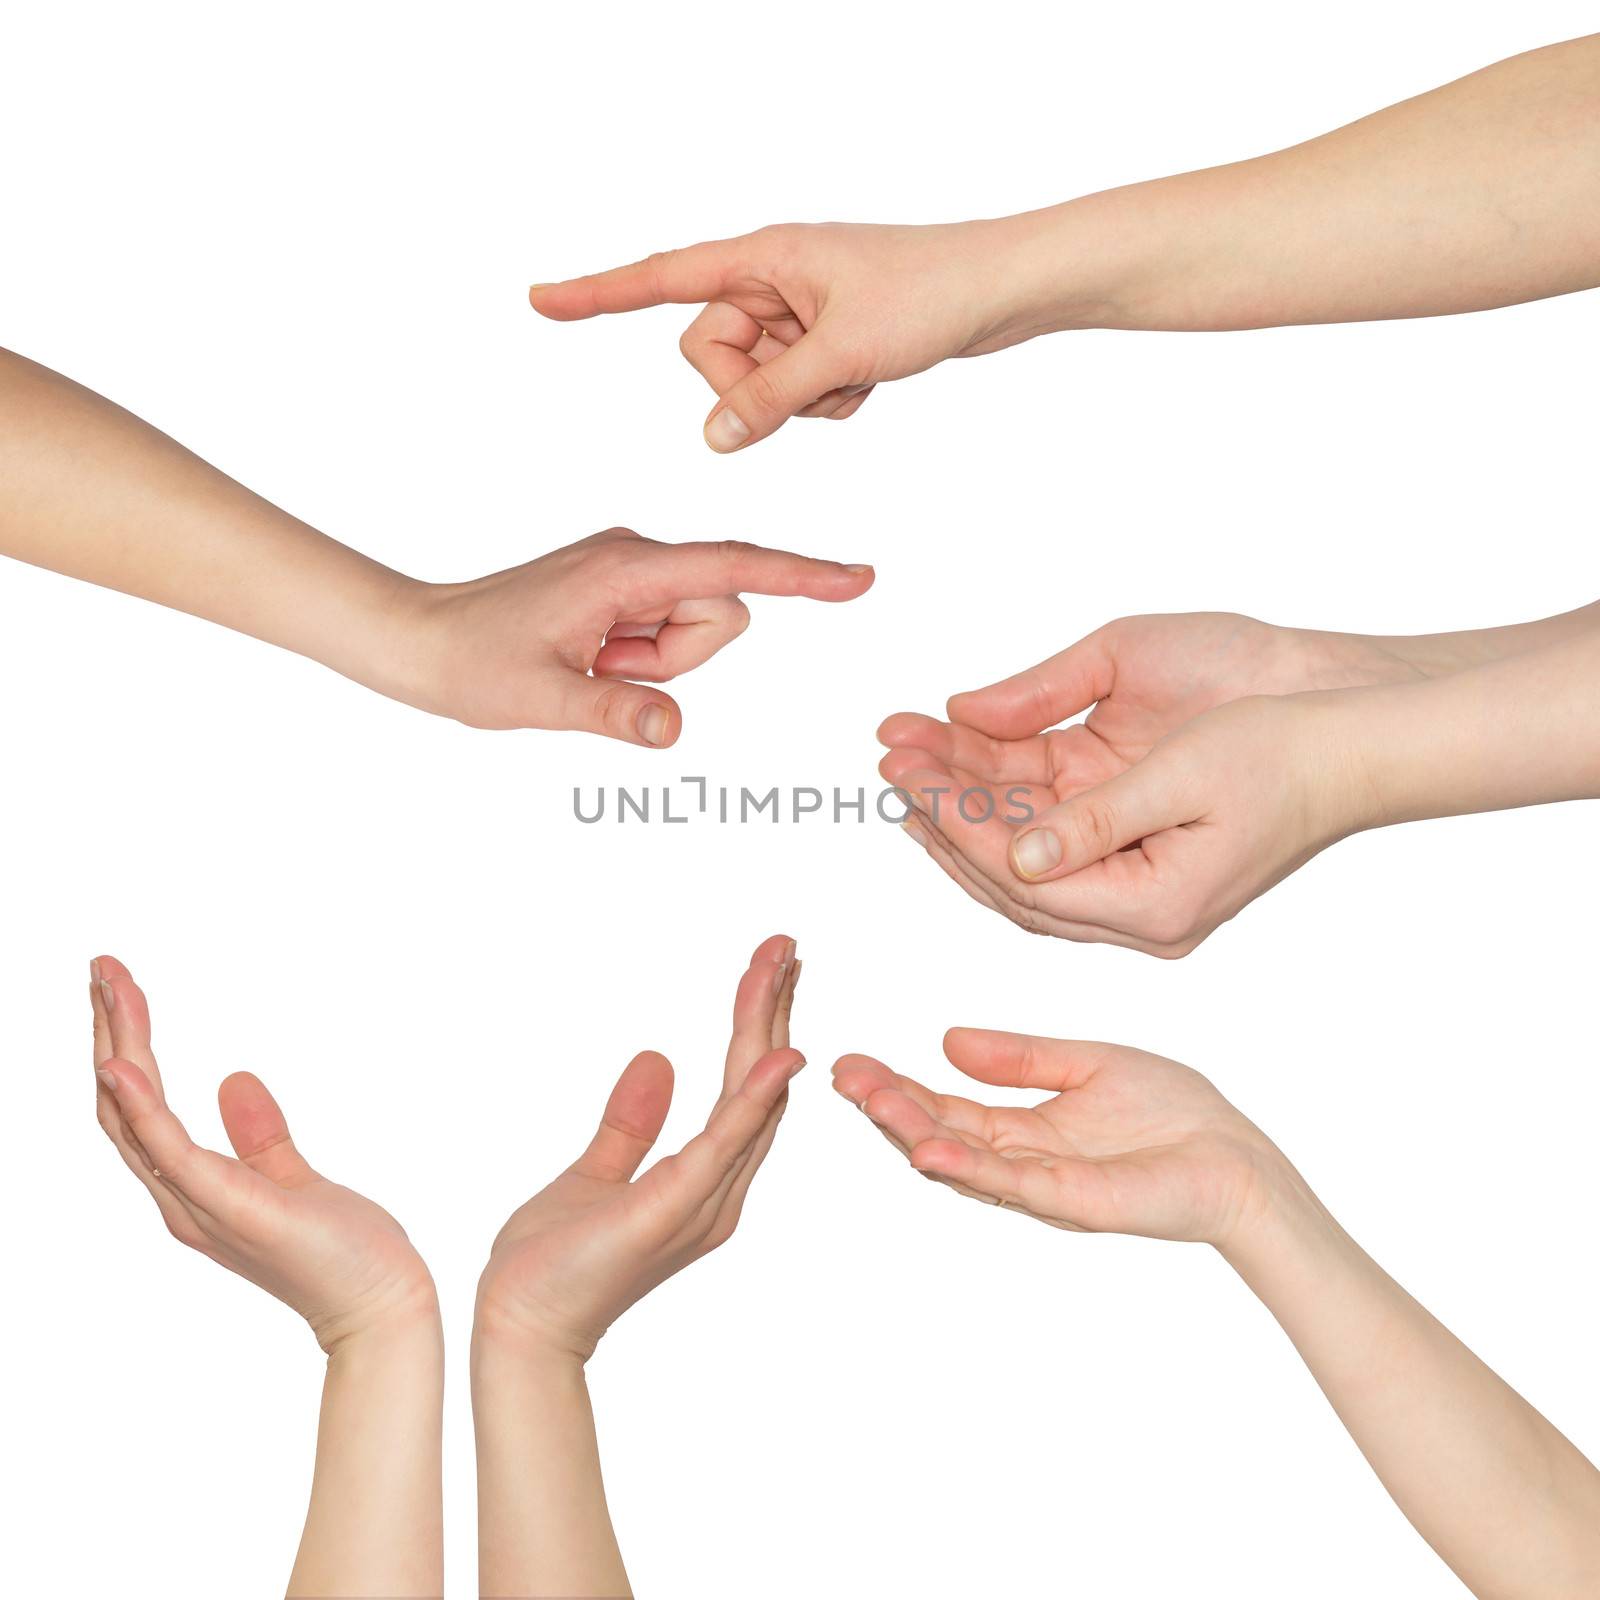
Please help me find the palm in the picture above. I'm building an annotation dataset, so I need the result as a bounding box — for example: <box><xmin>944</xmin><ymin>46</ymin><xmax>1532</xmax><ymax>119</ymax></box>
<box><xmin>482</xmin><ymin>1169</ymin><xmax>678</xmax><ymax>1359</ymax></box>
<box><xmin>834</xmin><ymin>1034</ymin><xmax>1277</xmax><ymax>1248</ymax></box>
<box><xmin>972</xmin><ymin>1055</ymin><xmax>1263</xmax><ymax>1242</ymax></box>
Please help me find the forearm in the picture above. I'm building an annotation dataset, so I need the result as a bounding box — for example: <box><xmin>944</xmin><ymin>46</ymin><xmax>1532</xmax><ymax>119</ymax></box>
<box><xmin>1331</xmin><ymin>627</ymin><xmax>1600</xmax><ymax>828</ymax></box>
<box><xmin>472</xmin><ymin>1333</ymin><xmax>630</xmax><ymax>1599</ymax></box>
<box><xmin>1359</xmin><ymin>600</ymin><xmax>1600</xmax><ymax>677</ymax></box>
<box><xmin>994</xmin><ymin>35</ymin><xmax>1600</xmax><ymax>337</ymax></box>
<box><xmin>1223</xmin><ymin>1179</ymin><xmax>1600</xmax><ymax>1598</ymax></box>
<box><xmin>0</xmin><ymin>347</ymin><xmax>425</xmax><ymax>697</ymax></box>
<box><xmin>288</xmin><ymin>1319</ymin><xmax>445</xmax><ymax>1599</ymax></box>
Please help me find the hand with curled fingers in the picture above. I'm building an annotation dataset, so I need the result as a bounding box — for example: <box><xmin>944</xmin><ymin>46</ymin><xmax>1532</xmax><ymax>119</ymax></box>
<box><xmin>473</xmin><ymin>934</ymin><xmax>803</xmax><ymax>1364</ymax></box>
<box><xmin>832</xmin><ymin>1028</ymin><xmax>1286</xmax><ymax>1246</ymax></box>
<box><xmin>90</xmin><ymin>955</ymin><xmax>439</xmax><ymax>1351</ymax></box>
<box><xmin>878</xmin><ymin>613</ymin><xmax>1392</xmax><ymax>956</ymax></box>
<box><xmin>529</xmin><ymin>221</ymin><xmax>1036</xmax><ymax>454</ymax></box>
<box><xmin>413</xmin><ymin>526</ymin><xmax>872</xmax><ymax>744</ymax></box>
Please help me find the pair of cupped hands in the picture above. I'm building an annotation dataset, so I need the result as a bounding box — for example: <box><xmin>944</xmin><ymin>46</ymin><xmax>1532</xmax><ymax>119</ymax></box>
<box><xmin>91</xmin><ymin>941</ymin><xmax>1292</xmax><ymax>1364</ymax></box>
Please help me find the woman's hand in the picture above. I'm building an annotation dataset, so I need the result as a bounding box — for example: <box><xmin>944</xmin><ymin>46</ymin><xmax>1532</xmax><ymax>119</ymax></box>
<box><xmin>474</xmin><ymin>935</ymin><xmax>804</xmax><ymax>1362</ymax></box>
<box><xmin>883</xmin><ymin>686</ymin><xmax>1367</xmax><ymax>956</ymax></box>
<box><xmin>833</xmin><ymin>1028</ymin><xmax>1293</xmax><ymax>1248</ymax></box>
<box><xmin>399</xmin><ymin>527</ymin><xmax>872</xmax><ymax>743</ymax></box>
<box><xmin>91</xmin><ymin>956</ymin><xmax>439</xmax><ymax>1353</ymax></box>
<box><xmin>530</xmin><ymin>221</ymin><xmax>1041</xmax><ymax>452</ymax></box>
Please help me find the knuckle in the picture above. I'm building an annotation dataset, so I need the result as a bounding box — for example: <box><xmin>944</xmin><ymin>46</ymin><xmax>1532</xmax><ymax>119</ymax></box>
<box><xmin>739</xmin><ymin>362</ymin><xmax>787</xmax><ymax>420</ymax></box>
<box><xmin>1067</xmin><ymin>796</ymin><xmax>1120</xmax><ymax>860</ymax></box>
<box><xmin>591</xmin><ymin>682</ymin><xmax>636</xmax><ymax>735</ymax></box>
<box><xmin>643</xmin><ymin>249</ymin><xmax>680</xmax><ymax>300</ymax></box>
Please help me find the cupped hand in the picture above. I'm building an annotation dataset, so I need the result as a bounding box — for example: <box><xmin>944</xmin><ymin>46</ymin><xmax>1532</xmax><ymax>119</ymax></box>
<box><xmin>885</xmin><ymin>691</ymin><xmax>1369</xmax><ymax>955</ymax></box>
<box><xmin>403</xmin><ymin>527</ymin><xmax>872</xmax><ymax>743</ymax></box>
<box><xmin>878</xmin><ymin>614</ymin><xmax>1392</xmax><ymax>955</ymax></box>
<box><xmin>474</xmin><ymin>935</ymin><xmax>803</xmax><ymax>1363</ymax></box>
<box><xmin>91</xmin><ymin>957</ymin><xmax>437</xmax><ymax>1352</ymax></box>
<box><xmin>529</xmin><ymin>221</ymin><xmax>1031</xmax><ymax>453</ymax></box>
<box><xmin>833</xmin><ymin>1029</ymin><xmax>1289</xmax><ymax>1248</ymax></box>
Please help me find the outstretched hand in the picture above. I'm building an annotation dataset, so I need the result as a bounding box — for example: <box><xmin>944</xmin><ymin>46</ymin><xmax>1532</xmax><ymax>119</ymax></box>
<box><xmin>91</xmin><ymin>956</ymin><xmax>438</xmax><ymax>1352</ymax></box>
<box><xmin>833</xmin><ymin>1029</ymin><xmax>1290</xmax><ymax>1248</ymax></box>
<box><xmin>404</xmin><ymin>527</ymin><xmax>872</xmax><ymax>743</ymax></box>
<box><xmin>474</xmin><ymin>935</ymin><xmax>804</xmax><ymax>1362</ymax></box>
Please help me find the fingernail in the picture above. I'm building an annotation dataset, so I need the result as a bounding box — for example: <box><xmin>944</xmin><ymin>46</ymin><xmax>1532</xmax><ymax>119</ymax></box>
<box><xmin>780</xmin><ymin>938</ymin><xmax>797</xmax><ymax>967</ymax></box>
<box><xmin>705</xmin><ymin>409</ymin><xmax>749</xmax><ymax>452</ymax></box>
<box><xmin>786</xmin><ymin>1053</ymin><xmax>808</xmax><ymax>1078</ymax></box>
<box><xmin>845</xmin><ymin>563</ymin><xmax>873</xmax><ymax>575</ymax></box>
<box><xmin>100</xmin><ymin>979</ymin><xmax>115</xmax><ymax>1011</ymax></box>
<box><xmin>96</xmin><ymin>1067</ymin><xmax>117</xmax><ymax>1092</ymax></box>
<box><xmin>637</xmin><ymin>704</ymin><xmax>669</xmax><ymax>746</ymax></box>
<box><xmin>90</xmin><ymin>958</ymin><xmax>102</xmax><ymax>983</ymax></box>
<box><xmin>1012</xmin><ymin>828</ymin><xmax>1062</xmax><ymax>878</ymax></box>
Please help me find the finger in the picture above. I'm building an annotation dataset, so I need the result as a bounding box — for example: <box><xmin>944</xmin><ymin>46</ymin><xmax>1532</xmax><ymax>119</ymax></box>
<box><xmin>907</xmin><ymin>1137</ymin><xmax>1070</xmax><ymax>1221</ymax></box>
<box><xmin>915</xmin><ymin>811</ymin><xmax>1182</xmax><ymax>953</ymax></box>
<box><xmin>545</xmin><ymin>669</ymin><xmax>682</xmax><ymax>749</ymax></box>
<box><xmin>830</xmin><ymin>1056</ymin><xmax>994</xmax><ymax>1141</ymax></box>
<box><xmin>948</xmin><ymin>632</ymin><xmax>1115</xmax><ymax>739</ymax></box>
<box><xmin>679</xmin><ymin>301</ymin><xmax>769</xmax><ymax>397</ymax></box>
<box><xmin>942</xmin><ymin>1029</ymin><xmax>1108</xmax><ymax>1093</ymax></box>
<box><xmin>723</xmin><ymin>936</ymin><xmax>796</xmax><ymax>1094</ymax></box>
<box><xmin>657</xmin><ymin>1048</ymin><xmax>806</xmax><ymax>1204</ymax></box>
<box><xmin>95</xmin><ymin>1057</ymin><xmax>239</xmax><ymax>1214</ymax></box>
<box><xmin>899</xmin><ymin>815</ymin><xmax>1016</xmax><ymax>924</ymax></box>
<box><xmin>94</xmin><ymin>955</ymin><xmax>166</xmax><ymax>1100</ymax></box>
<box><xmin>703</xmin><ymin>333</ymin><xmax>853</xmax><ymax>453</ymax></box>
<box><xmin>1010</xmin><ymin>758</ymin><xmax>1189</xmax><ymax>883</ymax></box>
<box><xmin>861</xmin><ymin>1086</ymin><xmax>983</xmax><ymax>1155</ymax></box>
<box><xmin>896</xmin><ymin>766</ymin><xmax>1032</xmax><ymax>884</ymax></box>
<box><xmin>217</xmin><ymin>1072</ymin><xmax>318</xmax><ymax>1188</ymax></box>
<box><xmin>877</xmin><ymin>713</ymin><xmax>1057</xmax><ymax>786</ymax></box>
<box><xmin>572</xmin><ymin>1051</ymin><xmax>676</xmax><ymax>1183</ymax></box>
<box><xmin>629</xmin><ymin>540</ymin><xmax>873</xmax><ymax>605</ymax></box>
<box><xmin>92</xmin><ymin>1044</ymin><xmax>208</xmax><ymax>1244</ymax></box>
<box><xmin>796</xmin><ymin>384</ymin><xmax>874</xmax><ymax>421</ymax></box>
<box><xmin>772</xmin><ymin>955</ymin><xmax>799</xmax><ymax>1052</ymax></box>
<box><xmin>529</xmin><ymin>240</ymin><xmax>738</xmax><ymax>320</ymax></box>
<box><xmin>591</xmin><ymin>595</ymin><xmax>751</xmax><ymax>682</ymax></box>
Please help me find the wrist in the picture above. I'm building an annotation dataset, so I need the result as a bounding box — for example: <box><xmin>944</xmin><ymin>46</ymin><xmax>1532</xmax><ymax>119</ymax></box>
<box><xmin>975</xmin><ymin>199</ymin><xmax>1137</xmax><ymax>343</ymax></box>
<box><xmin>471</xmin><ymin>1316</ymin><xmax>589</xmax><ymax>1397</ymax></box>
<box><xmin>1214</xmin><ymin>1152</ymin><xmax>1349</xmax><ymax>1288</ymax></box>
<box><xmin>318</xmin><ymin>1275</ymin><xmax>443</xmax><ymax>1361</ymax></box>
<box><xmin>472</xmin><ymin>1270</ymin><xmax>598</xmax><ymax>1373</ymax></box>
<box><xmin>325</xmin><ymin>1308</ymin><xmax>444</xmax><ymax>1383</ymax></box>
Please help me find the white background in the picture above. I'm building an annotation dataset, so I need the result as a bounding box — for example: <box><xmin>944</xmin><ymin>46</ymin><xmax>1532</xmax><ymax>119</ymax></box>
<box><xmin>2</xmin><ymin>3</ymin><xmax>1596</xmax><ymax>1595</ymax></box>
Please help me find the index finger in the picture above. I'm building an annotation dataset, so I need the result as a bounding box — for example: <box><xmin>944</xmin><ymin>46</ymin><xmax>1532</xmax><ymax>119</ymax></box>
<box><xmin>631</xmin><ymin>540</ymin><xmax>874</xmax><ymax>603</ymax></box>
<box><xmin>529</xmin><ymin>239</ymin><xmax>738</xmax><ymax>320</ymax></box>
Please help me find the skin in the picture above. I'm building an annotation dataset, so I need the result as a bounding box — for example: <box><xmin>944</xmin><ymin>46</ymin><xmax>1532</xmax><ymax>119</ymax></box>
<box><xmin>878</xmin><ymin>606</ymin><xmax>1600</xmax><ymax>956</ymax></box>
<box><xmin>473</xmin><ymin>935</ymin><xmax>803</xmax><ymax>1598</ymax></box>
<box><xmin>90</xmin><ymin>956</ymin><xmax>443</xmax><ymax>1598</ymax></box>
<box><xmin>832</xmin><ymin>1030</ymin><xmax>1600</xmax><ymax>1599</ymax></box>
<box><xmin>529</xmin><ymin>35</ymin><xmax>1600</xmax><ymax>452</ymax></box>
<box><xmin>0</xmin><ymin>348</ymin><xmax>873</xmax><ymax>744</ymax></box>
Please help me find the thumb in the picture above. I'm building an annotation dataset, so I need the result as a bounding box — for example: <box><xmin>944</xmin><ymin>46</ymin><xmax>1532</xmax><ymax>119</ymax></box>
<box><xmin>218</xmin><ymin>1071</ymin><xmax>317</xmax><ymax>1187</ymax></box>
<box><xmin>1009</xmin><ymin>761</ymin><xmax>1184</xmax><ymax>882</ymax></box>
<box><xmin>548</xmin><ymin>672</ymin><xmax>683</xmax><ymax>748</ymax></box>
<box><xmin>704</xmin><ymin>333</ymin><xmax>847</xmax><ymax>453</ymax></box>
